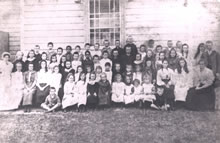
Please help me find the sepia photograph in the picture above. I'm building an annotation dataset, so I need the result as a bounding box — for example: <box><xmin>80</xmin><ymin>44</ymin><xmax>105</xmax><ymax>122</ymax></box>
<box><xmin>0</xmin><ymin>0</ymin><xmax>219</xmax><ymax>142</ymax></box>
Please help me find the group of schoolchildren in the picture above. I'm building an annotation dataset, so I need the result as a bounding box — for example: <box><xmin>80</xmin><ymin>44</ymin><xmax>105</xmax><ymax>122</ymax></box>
<box><xmin>8</xmin><ymin>39</ymin><xmax>218</xmax><ymax>113</ymax></box>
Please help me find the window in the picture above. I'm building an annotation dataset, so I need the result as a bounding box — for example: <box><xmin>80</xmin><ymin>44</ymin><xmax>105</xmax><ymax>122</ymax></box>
<box><xmin>89</xmin><ymin>0</ymin><xmax>121</xmax><ymax>46</ymax></box>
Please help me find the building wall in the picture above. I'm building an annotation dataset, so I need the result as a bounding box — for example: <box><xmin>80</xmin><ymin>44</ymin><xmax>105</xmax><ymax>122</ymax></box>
<box><xmin>21</xmin><ymin>0</ymin><xmax>86</xmax><ymax>52</ymax></box>
<box><xmin>125</xmin><ymin>0</ymin><xmax>220</xmax><ymax>53</ymax></box>
<box><xmin>0</xmin><ymin>0</ymin><xmax>219</xmax><ymax>57</ymax></box>
<box><xmin>0</xmin><ymin>0</ymin><xmax>21</xmax><ymax>58</ymax></box>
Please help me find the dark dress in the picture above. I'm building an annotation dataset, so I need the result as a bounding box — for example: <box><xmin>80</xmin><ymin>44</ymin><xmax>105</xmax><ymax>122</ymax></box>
<box><xmin>87</xmin><ymin>82</ymin><xmax>99</xmax><ymax>108</ymax></box>
<box><xmin>186</xmin><ymin>67</ymin><xmax>215</xmax><ymax>111</ymax></box>
<box><xmin>98</xmin><ymin>80</ymin><xmax>111</xmax><ymax>106</ymax></box>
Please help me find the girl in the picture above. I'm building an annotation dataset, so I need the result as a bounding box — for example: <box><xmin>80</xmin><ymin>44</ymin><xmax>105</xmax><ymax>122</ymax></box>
<box><xmin>139</xmin><ymin>45</ymin><xmax>146</xmax><ymax>61</ymax></box>
<box><xmin>85</xmin><ymin>65</ymin><xmax>92</xmax><ymax>82</ymax></box>
<box><xmin>133</xmin><ymin>64</ymin><xmax>143</xmax><ymax>83</ymax></box>
<box><xmin>87</xmin><ymin>72</ymin><xmax>99</xmax><ymax>109</ymax></box>
<box><xmin>61</xmin><ymin>61</ymin><xmax>75</xmax><ymax>87</ymax></box>
<box><xmin>168</xmin><ymin>48</ymin><xmax>179</xmax><ymax>71</ymax></box>
<box><xmin>8</xmin><ymin>62</ymin><xmax>24</xmax><ymax>110</ymax></box>
<box><xmin>12</xmin><ymin>51</ymin><xmax>25</xmax><ymax>72</ymax></box>
<box><xmin>104</xmin><ymin>62</ymin><xmax>112</xmax><ymax>84</ymax></box>
<box><xmin>35</xmin><ymin>60</ymin><xmax>50</xmax><ymax>106</ymax></box>
<box><xmin>95</xmin><ymin>66</ymin><xmax>102</xmax><ymax>82</ymax></box>
<box><xmin>133</xmin><ymin>79</ymin><xmax>144</xmax><ymax>108</ymax></box>
<box><xmin>143</xmin><ymin>60</ymin><xmax>156</xmax><ymax>84</ymax></box>
<box><xmin>111</xmin><ymin>74</ymin><xmax>125</xmax><ymax>107</ymax></box>
<box><xmin>98</xmin><ymin>73</ymin><xmax>111</xmax><ymax>108</ymax></box>
<box><xmin>72</xmin><ymin>52</ymin><xmax>82</xmax><ymax>72</ymax></box>
<box><xmin>75</xmin><ymin>65</ymin><xmax>83</xmax><ymax>82</ymax></box>
<box><xmin>174</xmin><ymin>58</ymin><xmax>191</xmax><ymax>109</ymax></box>
<box><xmin>49</xmin><ymin>65</ymin><xmax>62</xmax><ymax>95</ymax></box>
<box><xmin>48</xmin><ymin>54</ymin><xmax>58</xmax><ymax>73</ymax></box>
<box><xmin>93</xmin><ymin>55</ymin><xmax>101</xmax><ymax>70</ymax></box>
<box><xmin>142</xmin><ymin>75</ymin><xmax>156</xmax><ymax>108</ymax></box>
<box><xmin>59</xmin><ymin>55</ymin><xmax>66</xmax><ymax>73</ymax></box>
<box><xmin>134</xmin><ymin>53</ymin><xmax>143</xmax><ymax>65</ymax></box>
<box><xmin>144</xmin><ymin>49</ymin><xmax>155</xmax><ymax>63</ymax></box>
<box><xmin>75</xmin><ymin>72</ymin><xmax>87</xmax><ymax>112</ymax></box>
<box><xmin>155</xmin><ymin>52</ymin><xmax>166</xmax><ymax>70</ymax></box>
<box><xmin>24</xmin><ymin>50</ymin><xmax>38</xmax><ymax>71</ymax></box>
<box><xmin>193</xmin><ymin>43</ymin><xmax>208</xmax><ymax>67</ymax></box>
<box><xmin>23</xmin><ymin>62</ymin><xmax>37</xmax><ymax>112</ymax></box>
<box><xmin>62</xmin><ymin>73</ymin><xmax>77</xmax><ymax>111</ymax></box>
<box><xmin>157</xmin><ymin>60</ymin><xmax>175</xmax><ymax>110</ymax></box>
<box><xmin>0</xmin><ymin>52</ymin><xmax>13</xmax><ymax>110</ymax></box>
<box><xmin>39</xmin><ymin>52</ymin><xmax>49</xmax><ymax>71</ymax></box>
<box><xmin>124</xmin><ymin>75</ymin><xmax>135</xmax><ymax>106</ymax></box>
<box><xmin>100</xmin><ymin>51</ymin><xmax>112</xmax><ymax>71</ymax></box>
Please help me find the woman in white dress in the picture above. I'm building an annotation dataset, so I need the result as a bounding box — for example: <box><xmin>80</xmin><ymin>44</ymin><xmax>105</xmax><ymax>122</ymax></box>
<box><xmin>62</xmin><ymin>73</ymin><xmax>78</xmax><ymax>111</ymax></box>
<box><xmin>174</xmin><ymin>58</ymin><xmax>192</xmax><ymax>108</ymax></box>
<box><xmin>0</xmin><ymin>52</ymin><xmax>14</xmax><ymax>110</ymax></box>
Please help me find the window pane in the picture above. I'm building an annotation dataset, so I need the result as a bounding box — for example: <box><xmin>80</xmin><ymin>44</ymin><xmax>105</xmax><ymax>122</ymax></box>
<box><xmin>89</xmin><ymin>0</ymin><xmax>120</xmax><ymax>46</ymax></box>
<box><xmin>95</xmin><ymin>0</ymin><xmax>99</xmax><ymax>13</ymax></box>
<box><xmin>90</xmin><ymin>0</ymin><xmax>94</xmax><ymax>13</ymax></box>
<box><xmin>100</xmin><ymin>0</ymin><xmax>110</xmax><ymax>13</ymax></box>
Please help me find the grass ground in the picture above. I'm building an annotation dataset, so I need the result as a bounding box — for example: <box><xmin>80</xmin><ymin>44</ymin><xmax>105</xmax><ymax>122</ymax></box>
<box><xmin>0</xmin><ymin>108</ymin><xmax>219</xmax><ymax>143</ymax></box>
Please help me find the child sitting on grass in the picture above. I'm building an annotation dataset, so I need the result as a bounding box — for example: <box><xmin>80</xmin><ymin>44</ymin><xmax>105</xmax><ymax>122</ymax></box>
<box><xmin>41</xmin><ymin>87</ymin><xmax>61</xmax><ymax>112</ymax></box>
<box><xmin>153</xmin><ymin>85</ymin><xmax>169</xmax><ymax>111</ymax></box>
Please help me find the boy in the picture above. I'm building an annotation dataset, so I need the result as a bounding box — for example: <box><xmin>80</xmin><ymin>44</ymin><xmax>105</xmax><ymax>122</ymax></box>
<box><xmin>153</xmin><ymin>85</ymin><xmax>169</xmax><ymax>110</ymax></box>
<box><xmin>56</xmin><ymin>47</ymin><xmax>63</xmax><ymax>63</ymax></box>
<box><xmin>92</xmin><ymin>43</ymin><xmax>102</xmax><ymax>57</ymax></box>
<box><xmin>84</xmin><ymin>43</ymin><xmax>91</xmax><ymax>51</ymax></box>
<box><xmin>41</xmin><ymin>87</ymin><xmax>61</xmax><ymax>112</ymax></box>
<box><xmin>47</xmin><ymin>42</ymin><xmax>56</xmax><ymax>60</ymax></box>
<box><xmin>65</xmin><ymin>45</ymin><xmax>73</xmax><ymax>61</ymax></box>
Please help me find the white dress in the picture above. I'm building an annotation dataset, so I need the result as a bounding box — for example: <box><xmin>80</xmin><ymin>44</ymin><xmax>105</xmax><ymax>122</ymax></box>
<box><xmin>0</xmin><ymin>61</ymin><xmax>13</xmax><ymax>110</ymax></box>
<box><xmin>133</xmin><ymin>85</ymin><xmax>144</xmax><ymax>101</ymax></box>
<box><xmin>75</xmin><ymin>81</ymin><xmax>87</xmax><ymax>106</ymax></box>
<box><xmin>174</xmin><ymin>69</ymin><xmax>190</xmax><ymax>101</ymax></box>
<box><xmin>111</xmin><ymin>82</ymin><xmax>125</xmax><ymax>103</ymax></box>
<box><xmin>142</xmin><ymin>83</ymin><xmax>156</xmax><ymax>102</ymax></box>
<box><xmin>62</xmin><ymin>81</ymin><xmax>78</xmax><ymax>109</ymax></box>
<box><xmin>124</xmin><ymin>84</ymin><xmax>135</xmax><ymax>104</ymax></box>
<box><xmin>49</xmin><ymin>73</ymin><xmax>62</xmax><ymax>94</ymax></box>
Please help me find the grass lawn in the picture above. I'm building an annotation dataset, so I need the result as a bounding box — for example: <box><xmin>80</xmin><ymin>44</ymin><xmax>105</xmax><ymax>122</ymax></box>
<box><xmin>0</xmin><ymin>108</ymin><xmax>219</xmax><ymax>143</ymax></box>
